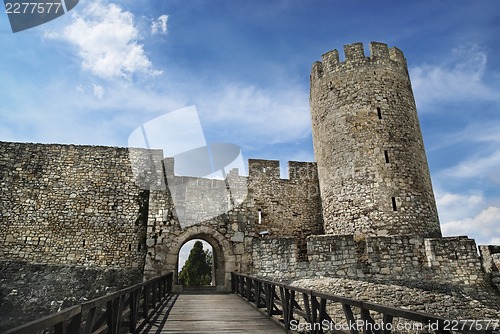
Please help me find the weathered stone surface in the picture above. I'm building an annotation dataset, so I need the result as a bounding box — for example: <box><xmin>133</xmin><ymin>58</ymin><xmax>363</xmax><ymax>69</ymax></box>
<box><xmin>252</xmin><ymin>235</ymin><xmax>489</xmax><ymax>288</ymax></box>
<box><xmin>310</xmin><ymin>42</ymin><xmax>441</xmax><ymax>238</ymax></box>
<box><xmin>0</xmin><ymin>259</ymin><xmax>142</xmax><ymax>331</ymax></box>
<box><xmin>142</xmin><ymin>159</ymin><xmax>323</xmax><ymax>289</ymax></box>
<box><xmin>0</xmin><ymin>42</ymin><xmax>499</xmax><ymax>328</ymax></box>
<box><xmin>0</xmin><ymin>143</ymin><xmax>149</xmax><ymax>269</ymax></box>
<box><xmin>290</xmin><ymin>277</ymin><xmax>500</xmax><ymax>323</ymax></box>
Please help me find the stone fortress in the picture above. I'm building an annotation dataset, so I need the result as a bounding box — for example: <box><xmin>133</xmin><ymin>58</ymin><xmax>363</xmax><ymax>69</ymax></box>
<box><xmin>1</xmin><ymin>42</ymin><xmax>499</xmax><ymax>326</ymax></box>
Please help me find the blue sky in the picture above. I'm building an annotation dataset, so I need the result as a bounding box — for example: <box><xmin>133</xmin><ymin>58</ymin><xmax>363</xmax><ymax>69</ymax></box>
<box><xmin>1</xmin><ymin>0</ymin><xmax>499</xmax><ymax>247</ymax></box>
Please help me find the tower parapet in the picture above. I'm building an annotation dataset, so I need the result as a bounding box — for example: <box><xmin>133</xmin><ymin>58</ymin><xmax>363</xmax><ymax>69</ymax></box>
<box><xmin>310</xmin><ymin>42</ymin><xmax>441</xmax><ymax>238</ymax></box>
<box><xmin>312</xmin><ymin>42</ymin><xmax>406</xmax><ymax>80</ymax></box>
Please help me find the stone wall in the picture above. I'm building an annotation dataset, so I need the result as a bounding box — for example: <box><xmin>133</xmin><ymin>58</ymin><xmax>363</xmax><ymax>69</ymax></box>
<box><xmin>253</xmin><ymin>234</ymin><xmax>500</xmax><ymax>325</ymax></box>
<box><xmin>248</xmin><ymin>159</ymin><xmax>323</xmax><ymax>257</ymax></box>
<box><xmin>252</xmin><ymin>235</ymin><xmax>488</xmax><ymax>287</ymax></box>
<box><xmin>0</xmin><ymin>141</ymin><xmax>148</xmax><ymax>269</ymax></box>
<box><xmin>143</xmin><ymin>158</ymin><xmax>324</xmax><ymax>288</ymax></box>
<box><xmin>0</xmin><ymin>140</ymin><xmax>493</xmax><ymax>294</ymax></box>
<box><xmin>251</xmin><ymin>237</ymin><xmax>299</xmax><ymax>278</ymax></box>
<box><xmin>142</xmin><ymin>186</ymin><xmax>255</xmax><ymax>290</ymax></box>
<box><xmin>0</xmin><ymin>140</ymin><xmax>324</xmax><ymax>290</ymax></box>
<box><xmin>310</xmin><ymin>42</ymin><xmax>441</xmax><ymax>238</ymax></box>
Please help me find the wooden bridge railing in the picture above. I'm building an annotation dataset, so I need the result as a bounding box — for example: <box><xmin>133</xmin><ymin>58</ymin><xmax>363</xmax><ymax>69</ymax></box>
<box><xmin>4</xmin><ymin>272</ymin><xmax>173</xmax><ymax>334</ymax></box>
<box><xmin>231</xmin><ymin>272</ymin><xmax>499</xmax><ymax>334</ymax></box>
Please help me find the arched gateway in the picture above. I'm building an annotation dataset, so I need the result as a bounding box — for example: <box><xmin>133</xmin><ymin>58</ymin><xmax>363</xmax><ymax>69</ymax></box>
<box><xmin>142</xmin><ymin>201</ymin><xmax>252</xmax><ymax>291</ymax></box>
<box><xmin>171</xmin><ymin>228</ymin><xmax>233</xmax><ymax>290</ymax></box>
<box><xmin>139</xmin><ymin>157</ymin><xmax>323</xmax><ymax>291</ymax></box>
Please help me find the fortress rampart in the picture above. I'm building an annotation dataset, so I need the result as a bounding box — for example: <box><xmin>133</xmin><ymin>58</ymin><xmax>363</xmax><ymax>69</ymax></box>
<box><xmin>252</xmin><ymin>235</ymin><xmax>487</xmax><ymax>287</ymax></box>
<box><xmin>1</xmin><ymin>42</ymin><xmax>499</xmax><ymax>328</ymax></box>
<box><xmin>1</xmin><ymin>140</ymin><xmax>493</xmax><ymax>291</ymax></box>
<box><xmin>0</xmin><ymin>141</ymin><xmax>324</xmax><ymax>280</ymax></box>
<box><xmin>0</xmin><ymin>142</ymin><xmax>148</xmax><ymax>268</ymax></box>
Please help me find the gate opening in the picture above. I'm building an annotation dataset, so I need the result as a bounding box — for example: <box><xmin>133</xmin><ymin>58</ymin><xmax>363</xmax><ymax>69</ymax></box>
<box><xmin>177</xmin><ymin>239</ymin><xmax>214</xmax><ymax>286</ymax></box>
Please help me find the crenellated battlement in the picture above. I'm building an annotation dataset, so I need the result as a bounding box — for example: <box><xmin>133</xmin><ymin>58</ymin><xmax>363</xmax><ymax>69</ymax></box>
<box><xmin>253</xmin><ymin>234</ymin><xmax>489</xmax><ymax>287</ymax></box>
<box><xmin>311</xmin><ymin>41</ymin><xmax>406</xmax><ymax>79</ymax></box>
<box><xmin>248</xmin><ymin>159</ymin><xmax>318</xmax><ymax>181</ymax></box>
<box><xmin>248</xmin><ymin>159</ymin><xmax>280</xmax><ymax>179</ymax></box>
<box><xmin>310</xmin><ymin>41</ymin><xmax>441</xmax><ymax>239</ymax></box>
<box><xmin>2</xmin><ymin>42</ymin><xmax>500</xmax><ymax>327</ymax></box>
<box><xmin>162</xmin><ymin>157</ymin><xmax>318</xmax><ymax>185</ymax></box>
<box><xmin>287</xmin><ymin>161</ymin><xmax>318</xmax><ymax>181</ymax></box>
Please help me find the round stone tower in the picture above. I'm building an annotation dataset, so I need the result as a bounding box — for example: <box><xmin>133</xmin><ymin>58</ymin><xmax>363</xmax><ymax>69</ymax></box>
<box><xmin>310</xmin><ymin>42</ymin><xmax>441</xmax><ymax>238</ymax></box>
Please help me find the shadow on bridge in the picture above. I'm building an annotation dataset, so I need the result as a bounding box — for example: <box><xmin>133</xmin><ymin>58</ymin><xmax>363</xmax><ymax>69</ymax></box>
<box><xmin>138</xmin><ymin>288</ymin><xmax>284</xmax><ymax>333</ymax></box>
<box><xmin>2</xmin><ymin>274</ymin><xmax>283</xmax><ymax>334</ymax></box>
<box><xmin>4</xmin><ymin>272</ymin><xmax>498</xmax><ymax>334</ymax></box>
<box><xmin>137</xmin><ymin>293</ymin><xmax>178</xmax><ymax>334</ymax></box>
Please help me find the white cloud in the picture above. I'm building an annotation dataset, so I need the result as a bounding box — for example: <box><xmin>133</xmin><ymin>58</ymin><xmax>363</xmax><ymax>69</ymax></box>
<box><xmin>2</xmin><ymin>72</ymin><xmax>188</xmax><ymax>146</ymax></box>
<box><xmin>151</xmin><ymin>15</ymin><xmax>168</xmax><ymax>35</ymax></box>
<box><xmin>47</xmin><ymin>0</ymin><xmax>161</xmax><ymax>79</ymax></box>
<box><xmin>436</xmin><ymin>191</ymin><xmax>483</xmax><ymax>208</ymax></box>
<box><xmin>128</xmin><ymin>106</ymin><xmax>206</xmax><ymax>156</ymax></box>
<box><xmin>489</xmin><ymin>238</ymin><xmax>500</xmax><ymax>245</ymax></box>
<box><xmin>430</xmin><ymin>122</ymin><xmax>500</xmax><ymax>186</ymax></box>
<box><xmin>440</xmin><ymin>150</ymin><xmax>500</xmax><ymax>183</ymax></box>
<box><xmin>93</xmin><ymin>84</ymin><xmax>104</xmax><ymax>99</ymax></box>
<box><xmin>198</xmin><ymin>83</ymin><xmax>311</xmax><ymax>145</ymax></box>
<box><xmin>435</xmin><ymin>190</ymin><xmax>485</xmax><ymax>224</ymax></box>
<box><xmin>428</xmin><ymin>121</ymin><xmax>500</xmax><ymax>152</ymax></box>
<box><xmin>410</xmin><ymin>44</ymin><xmax>498</xmax><ymax>108</ymax></box>
<box><xmin>441</xmin><ymin>206</ymin><xmax>500</xmax><ymax>245</ymax></box>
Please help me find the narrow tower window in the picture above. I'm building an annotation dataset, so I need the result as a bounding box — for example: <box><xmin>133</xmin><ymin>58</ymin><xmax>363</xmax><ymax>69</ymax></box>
<box><xmin>128</xmin><ymin>244</ymin><xmax>132</xmax><ymax>251</ymax></box>
<box><xmin>384</xmin><ymin>150</ymin><xmax>390</xmax><ymax>163</ymax></box>
<box><xmin>258</xmin><ymin>209</ymin><xmax>262</xmax><ymax>225</ymax></box>
<box><xmin>82</xmin><ymin>239</ymin><xmax>86</xmax><ymax>247</ymax></box>
<box><xmin>391</xmin><ymin>197</ymin><xmax>397</xmax><ymax>211</ymax></box>
<box><xmin>377</xmin><ymin>107</ymin><xmax>382</xmax><ymax>119</ymax></box>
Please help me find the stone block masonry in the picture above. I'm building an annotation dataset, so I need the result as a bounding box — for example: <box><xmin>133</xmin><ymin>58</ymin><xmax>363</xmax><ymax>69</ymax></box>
<box><xmin>248</xmin><ymin>159</ymin><xmax>323</xmax><ymax>258</ymax></box>
<box><xmin>310</xmin><ymin>42</ymin><xmax>441</xmax><ymax>238</ymax></box>
<box><xmin>1</xmin><ymin>41</ymin><xmax>499</xmax><ymax>325</ymax></box>
<box><xmin>143</xmin><ymin>158</ymin><xmax>324</xmax><ymax>287</ymax></box>
<box><xmin>0</xmin><ymin>139</ymin><xmax>324</xmax><ymax>290</ymax></box>
<box><xmin>0</xmin><ymin>259</ymin><xmax>143</xmax><ymax>331</ymax></box>
<box><xmin>252</xmin><ymin>234</ymin><xmax>489</xmax><ymax>288</ymax></box>
<box><xmin>0</xmin><ymin>141</ymin><xmax>148</xmax><ymax>269</ymax></box>
<box><xmin>479</xmin><ymin>245</ymin><xmax>500</xmax><ymax>291</ymax></box>
<box><xmin>252</xmin><ymin>231</ymin><xmax>499</xmax><ymax>320</ymax></box>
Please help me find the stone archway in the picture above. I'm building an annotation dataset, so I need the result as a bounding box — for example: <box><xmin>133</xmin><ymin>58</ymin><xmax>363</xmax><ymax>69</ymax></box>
<box><xmin>177</xmin><ymin>236</ymin><xmax>218</xmax><ymax>287</ymax></box>
<box><xmin>167</xmin><ymin>226</ymin><xmax>236</xmax><ymax>291</ymax></box>
<box><xmin>177</xmin><ymin>239</ymin><xmax>214</xmax><ymax>286</ymax></box>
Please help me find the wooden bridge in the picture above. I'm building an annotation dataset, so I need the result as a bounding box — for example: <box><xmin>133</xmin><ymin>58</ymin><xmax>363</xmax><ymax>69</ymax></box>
<box><xmin>136</xmin><ymin>291</ymin><xmax>283</xmax><ymax>333</ymax></box>
<box><xmin>3</xmin><ymin>272</ymin><xmax>499</xmax><ymax>334</ymax></box>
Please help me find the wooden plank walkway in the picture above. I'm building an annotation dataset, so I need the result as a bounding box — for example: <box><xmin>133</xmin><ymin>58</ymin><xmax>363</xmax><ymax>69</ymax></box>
<box><xmin>138</xmin><ymin>291</ymin><xmax>285</xmax><ymax>333</ymax></box>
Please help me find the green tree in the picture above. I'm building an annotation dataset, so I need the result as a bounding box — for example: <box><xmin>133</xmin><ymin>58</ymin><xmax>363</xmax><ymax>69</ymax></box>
<box><xmin>178</xmin><ymin>241</ymin><xmax>212</xmax><ymax>286</ymax></box>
